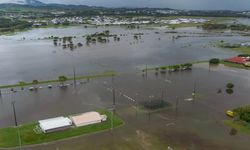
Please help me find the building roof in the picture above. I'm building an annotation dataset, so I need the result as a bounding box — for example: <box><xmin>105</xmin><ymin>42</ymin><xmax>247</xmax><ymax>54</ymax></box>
<box><xmin>39</xmin><ymin>117</ymin><xmax>72</xmax><ymax>131</ymax></box>
<box><xmin>225</xmin><ymin>56</ymin><xmax>249</xmax><ymax>64</ymax></box>
<box><xmin>70</xmin><ymin>111</ymin><xmax>103</xmax><ymax>126</ymax></box>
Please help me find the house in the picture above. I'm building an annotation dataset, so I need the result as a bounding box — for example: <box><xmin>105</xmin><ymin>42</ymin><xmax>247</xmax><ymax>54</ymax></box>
<box><xmin>70</xmin><ymin>111</ymin><xmax>107</xmax><ymax>127</ymax></box>
<box><xmin>39</xmin><ymin>117</ymin><xmax>72</xmax><ymax>133</ymax></box>
<box><xmin>224</xmin><ymin>56</ymin><xmax>250</xmax><ymax>64</ymax></box>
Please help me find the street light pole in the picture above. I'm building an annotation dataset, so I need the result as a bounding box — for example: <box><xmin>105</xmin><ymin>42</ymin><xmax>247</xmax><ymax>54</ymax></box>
<box><xmin>11</xmin><ymin>101</ymin><xmax>17</xmax><ymax>126</ymax></box>
<box><xmin>112</xmin><ymin>88</ymin><xmax>116</xmax><ymax>106</ymax></box>
<box><xmin>11</xmin><ymin>101</ymin><xmax>21</xmax><ymax>150</ymax></box>
<box><xmin>73</xmin><ymin>66</ymin><xmax>76</xmax><ymax>88</ymax></box>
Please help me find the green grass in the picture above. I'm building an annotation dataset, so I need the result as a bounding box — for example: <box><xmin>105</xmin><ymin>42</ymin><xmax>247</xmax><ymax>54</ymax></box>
<box><xmin>220</xmin><ymin>61</ymin><xmax>250</xmax><ymax>70</ymax></box>
<box><xmin>167</xmin><ymin>23</ymin><xmax>202</xmax><ymax>29</ymax></box>
<box><xmin>224</xmin><ymin>120</ymin><xmax>250</xmax><ymax>136</ymax></box>
<box><xmin>217</xmin><ymin>41</ymin><xmax>250</xmax><ymax>55</ymax></box>
<box><xmin>0</xmin><ymin>110</ymin><xmax>124</xmax><ymax>148</ymax></box>
<box><xmin>0</xmin><ymin>71</ymin><xmax>116</xmax><ymax>89</ymax></box>
<box><xmin>143</xmin><ymin>63</ymin><xmax>193</xmax><ymax>71</ymax></box>
<box><xmin>231</xmin><ymin>47</ymin><xmax>250</xmax><ymax>55</ymax></box>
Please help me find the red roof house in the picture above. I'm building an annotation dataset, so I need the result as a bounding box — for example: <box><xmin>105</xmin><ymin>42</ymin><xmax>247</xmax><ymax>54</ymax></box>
<box><xmin>225</xmin><ymin>56</ymin><xmax>250</xmax><ymax>64</ymax></box>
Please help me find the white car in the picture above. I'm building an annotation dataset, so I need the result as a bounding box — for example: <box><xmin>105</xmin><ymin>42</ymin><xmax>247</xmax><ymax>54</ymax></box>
<box><xmin>29</xmin><ymin>87</ymin><xmax>34</xmax><ymax>91</ymax></box>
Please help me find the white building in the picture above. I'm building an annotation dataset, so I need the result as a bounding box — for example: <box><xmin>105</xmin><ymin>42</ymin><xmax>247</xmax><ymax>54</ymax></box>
<box><xmin>70</xmin><ymin>111</ymin><xmax>107</xmax><ymax>127</ymax></box>
<box><xmin>39</xmin><ymin>117</ymin><xmax>72</xmax><ymax>133</ymax></box>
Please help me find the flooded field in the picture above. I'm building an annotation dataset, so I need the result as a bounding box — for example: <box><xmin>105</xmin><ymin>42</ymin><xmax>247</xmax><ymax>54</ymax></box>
<box><xmin>0</xmin><ymin>25</ymin><xmax>245</xmax><ymax>85</ymax></box>
<box><xmin>0</xmin><ymin>25</ymin><xmax>250</xmax><ymax>149</ymax></box>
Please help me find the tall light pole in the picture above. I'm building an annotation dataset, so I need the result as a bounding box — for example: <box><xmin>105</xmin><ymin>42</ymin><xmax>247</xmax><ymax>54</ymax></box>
<box><xmin>73</xmin><ymin>66</ymin><xmax>76</xmax><ymax>88</ymax></box>
<box><xmin>112</xmin><ymin>88</ymin><xmax>116</xmax><ymax>106</ymax></box>
<box><xmin>109</xmin><ymin>107</ymin><xmax>114</xmax><ymax>132</ymax></box>
<box><xmin>11</xmin><ymin>101</ymin><xmax>17</xmax><ymax>126</ymax></box>
<box><xmin>192</xmin><ymin>81</ymin><xmax>196</xmax><ymax>102</ymax></box>
<box><xmin>11</xmin><ymin>101</ymin><xmax>22</xmax><ymax>150</ymax></box>
<box><xmin>175</xmin><ymin>96</ymin><xmax>179</xmax><ymax>119</ymax></box>
<box><xmin>135</xmin><ymin>93</ymin><xmax>138</xmax><ymax>118</ymax></box>
<box><xmin>111</xmin><ymin>74</ymin><xmax>114</xmax><ymax>84</ymax></box>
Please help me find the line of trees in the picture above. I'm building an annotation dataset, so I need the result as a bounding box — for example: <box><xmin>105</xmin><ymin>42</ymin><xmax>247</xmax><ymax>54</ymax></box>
<box><xmin>0</xmin><ymin>18</ymin><xmax>32</xmax><ymax>33</ymax></box>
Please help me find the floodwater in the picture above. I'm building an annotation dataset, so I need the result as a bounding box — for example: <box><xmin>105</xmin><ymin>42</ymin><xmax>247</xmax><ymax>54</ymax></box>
<box><xmin>0</xmin><ymin>25</ymin><xmax>250</xmax><ymax>149</ymax></box>
<box><xmin>0</xmin><ymin>25</ymin><xmax>245</xmax><ymax>85</ymax></box>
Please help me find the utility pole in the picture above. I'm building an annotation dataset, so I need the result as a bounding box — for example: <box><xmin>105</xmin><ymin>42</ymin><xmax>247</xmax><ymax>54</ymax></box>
<box><xmin>11</xmin><ymin>101</ymin><xmax>22</xmax><ymax>150</ymax></box>
<box><xmin>175</xmin><ymin>97</ymin><xmax>179</xmax><ymax>111</ymax></box>
<box><xmin>161</xmin><ymin>89</ymin><xmax>164</xmax><ymax>100</ymax></box>
<box><xmin>135</xmin><ymin>93</ymin><xmax>138</xmax><ymax>117</ymax></box>
<box><xmin>109</xmin><ymin>107</ymin><xmax>114</xmax><ymax>132</ymax></box>
<box><xmin>175</xmin><ymin>97</ymin><xmax>179</xmax><ymax>119</ymax></box>
<box><xmin>145</xmin><ymin>64</ymin><xmax>148</xmax><ymax>79</ymax></box>
<box><xmin>193</xmin><ymin>82</ymin><xmax>196</xmax><ymax>93</ymax></box>
<box><xmin>11</xmin><ymin>101</ymin><xmax>17</xmax><ymax>126</ymax></box>
<box><xmin>73</xmin><ymin>66</ymin><xmax>76</xmax><ymax>88</ymax></box>
<box><xmin>111</xmin><ymin>74</ymin><xmax>114</xmax><ymax>84</ymax></box>
<box><xmin>112</xmin><ymin>88</ymin><xmax>116</xmax><ymax>106</ymax></box>
<box><xmin>192</xmin><ymin>81</ymin><xmax>197</xmax><ymax>104</ymax></box>
<box><xmin>161</xmin><ymin>89</ymin><xmax>164</xmax><ymax>106</ymax></box>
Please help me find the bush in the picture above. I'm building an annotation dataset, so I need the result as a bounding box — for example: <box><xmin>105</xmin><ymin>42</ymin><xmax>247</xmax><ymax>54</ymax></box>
<box><xmin>32</xmin><ymin>80</ymin><xmax>39</xmax><ymax>84</ymax></box>
<box><xmin>160</xmin><ymin>67</ymin><xmax>167</xmax><ymax>70</ymax></box>
<box><xmin>230</xmin><ymin>128</ymin><xmax>237</xmax><ymax>136</ymax></box>
<box><xmin>226</xmin><ymin>83</ymin><xmax>234</xmax><ymax>89</ymax></box>
<box><xmin>202</xmin><ymin>23</ymin><xmax>227</xmax><ymax>30</ymax></box>
<box><xmin>238</xmin><ymin>54</ymin><xmax>250</xmax><ymax>57</ymax></box>
<box><xmin>234</xmin><ymin>105</ymin><xmax>250</xmax><ymax>122</ymax></box>
<box><xmin>209</xmin><ymin>58</ymin><xmax>220</xmax><ymax>65</ymax></box>
<box><xmin>226</xmin><ymin>88</ymin><xmax>234</xmax><ymax>94</ymax></box>
<box><xmin>58</xmin><ymin>76</ymin><xmax>67</xmax><ymax>82</ymax></box>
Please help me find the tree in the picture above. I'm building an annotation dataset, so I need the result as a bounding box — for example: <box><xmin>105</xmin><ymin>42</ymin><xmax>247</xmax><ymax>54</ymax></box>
<box><xmin>58</xmin><ymin>76</ymin><xmax>67</xmax><ymax>84</ymax></box>
<box><xmin>209</xmin><ymin>58</ymin><xmax>220</xmax><ymax>65</ymax></box>
<box><xmin>104</xmin><ymin>30</ymin><xmax>110</xmax><ymax>36</ymax></box>
<box><xmin>226</xmin><ymin>83</ymin><xmax>234</xmax><ymax>89</ymax></box>
<box><xmin>32</xmin><ymin>80</ymin><xmax>39</xmax><ymax>84</ymax></box>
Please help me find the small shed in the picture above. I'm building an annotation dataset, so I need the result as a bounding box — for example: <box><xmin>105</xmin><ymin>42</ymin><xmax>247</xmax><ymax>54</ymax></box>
<box><xmin>39</xmin><ymin>117</ymin><xmax>72</xmax><ymax>133</ymax></box>
<box><xmin>70</xmin><ymin>111</ymin><xmax>107</xmax><ymax>127</ymax></box>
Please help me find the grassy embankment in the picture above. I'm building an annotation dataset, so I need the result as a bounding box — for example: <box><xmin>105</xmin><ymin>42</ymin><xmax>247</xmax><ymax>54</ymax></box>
<box><xmin>0</xmin><ymin>110</ymin><xmax>124</xmax><ymax>148</ymax></box>
<box><xmin>142</xmin><ymin>63</ymin><xmax>195</xmax><ymax>72</ymax></box>
<box><xmin>224</xmin><ymin>120</ymin><xmax>250</xmax><ymax>136</ymax></box>
<box><xmin>224</xmin><ymin>105</ymin><xmax>250</xmax><ymax>136</ymax></box>
<box><xmin>220</xmin><ymin>61</ymin><xmax>250</xmax><ymax>70</ymax></box>
<box><xmin>0</xmin><ymin>71</ymin><xmax>116</xmax><ymax>89</ymax></box>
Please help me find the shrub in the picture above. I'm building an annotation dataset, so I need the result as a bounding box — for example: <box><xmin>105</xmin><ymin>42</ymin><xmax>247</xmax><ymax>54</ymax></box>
<box><xmin>226</xmin><ymin>88</ymin><xmax>234</xmax><ymax>94</ymax></box>
<box><xmin>209</xmin><ymin>58</ymin><xmax>220</xmax><ymax>65</ymax></box>
<box><xmin>230</xmin><ymin>128</ymin><xmax>237</xmax><ymax>136</ymax></box>
<box><xmin>32</xmin><ymin>80</ymin><xmax>39</xmax><ymax>84</ymax></box>
<box><xmin>160</xmin><ymin>67</ymin><xmax>167</xmax><ymax>70</ymax></box>
<box><xmin>234</xmin><ymin>105</ymin><xmax>250</xmax><ymax>122</ymax></box>
<box><xmin>226</xmin><ymin>83</ymin><xmax>234</xmax><ymax>89</ymax></box>
<box><xmin>238</xmin><ymin>54</ymin><xmax>250</xmax><ymax>57</ymax></box>
<box><xmin>58</xmin><ymin>76</ymin><xmax>68</xmax><ymax>82</ymax></box>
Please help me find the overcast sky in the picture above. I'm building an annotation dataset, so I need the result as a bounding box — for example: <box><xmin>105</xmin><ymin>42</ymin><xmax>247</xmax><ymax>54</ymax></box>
<box><xmin>0</xmin><ymin>0</ymin><xmax>249</xmax><ymax>10</ymax></box>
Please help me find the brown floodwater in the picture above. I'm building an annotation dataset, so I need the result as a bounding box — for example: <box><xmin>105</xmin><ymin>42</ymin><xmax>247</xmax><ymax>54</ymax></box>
<box><xmin>0</xmin><ymin>64</ymin><xmax>250</xmax><ymax>149</ymax></box>
<box><xmin>0</xmin><ymin>25</ymin><xmax>250</xmax><ymax>149</ymax></box>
